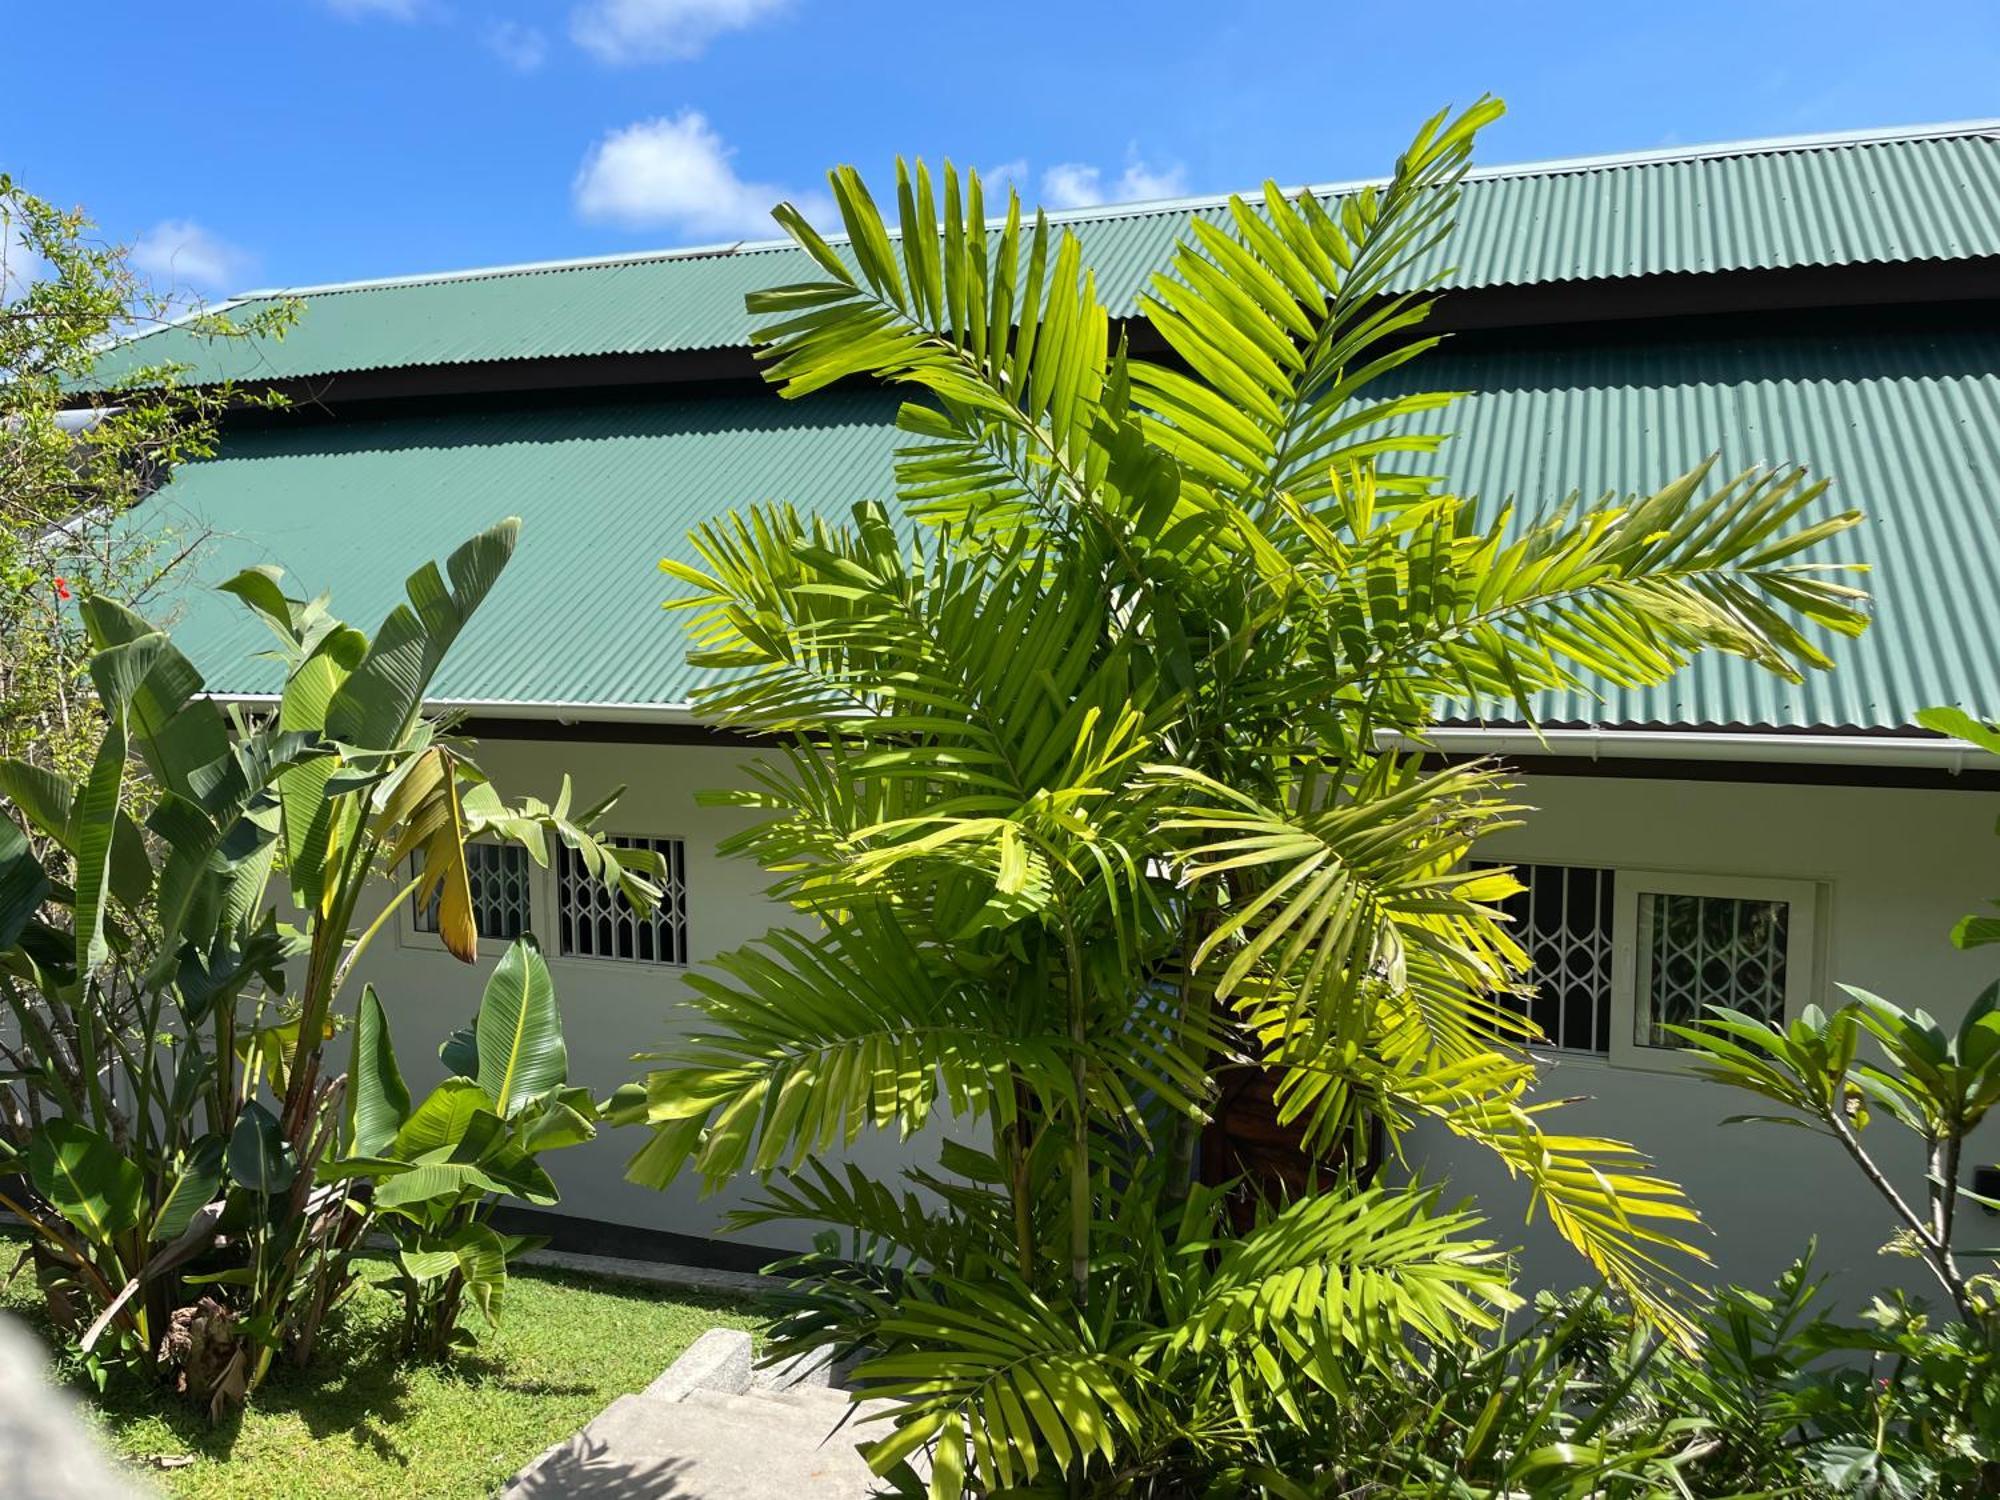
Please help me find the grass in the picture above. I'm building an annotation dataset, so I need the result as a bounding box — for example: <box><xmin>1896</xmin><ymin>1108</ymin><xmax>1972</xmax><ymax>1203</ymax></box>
<box><xmin>2</xmin><ymin>1239</ymin><xmax>762</xmax><ymax>1500</ymax></box>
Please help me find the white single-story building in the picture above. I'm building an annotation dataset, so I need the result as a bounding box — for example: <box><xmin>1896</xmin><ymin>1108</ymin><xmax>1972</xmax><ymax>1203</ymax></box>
<box><xmin>98</xmin><ymin>119</ymin><xmax>2000</xmax><ymax>1300</ymax></box>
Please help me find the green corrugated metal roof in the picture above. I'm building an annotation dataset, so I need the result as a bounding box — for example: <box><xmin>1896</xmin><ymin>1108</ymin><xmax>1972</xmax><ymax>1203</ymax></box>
<box><xmin>149</xmin><ymin>329</ymin><xmax>2000</xmax><ymax>732</ymax></box>
<box><xmin>148</xmin><ymin>391</ymin><xmax>903</xmax><ymax>708</ymax></box>
<box><xmin>93</xmin><ymin>124</ymin><xmax>2000</xmax><ymax>388</ymax></box>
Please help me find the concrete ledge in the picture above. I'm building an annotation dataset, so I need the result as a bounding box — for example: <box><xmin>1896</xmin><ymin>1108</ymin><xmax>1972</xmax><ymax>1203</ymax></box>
<box><xmin>516</xmin><ymin>1245</ymin><xmax>778</xmax><ymax>1299</ymax></box>
<box><xmin>643</xmin><ymin>1327</ymin><xmax>754</xmax><ymax>1403</ymax></box>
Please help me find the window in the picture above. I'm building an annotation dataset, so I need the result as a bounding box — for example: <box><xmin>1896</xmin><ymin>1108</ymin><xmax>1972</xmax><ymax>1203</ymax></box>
<box><xmin>557</xmin><ymin>835</ymin><xmax>688</xmax><ymax>965</ymax></box>
<box><xmin>410</xmin><ymin>843</ymin><xmax>532</xmax><ymax>941</ymax></box>
<box><xmin>1610</xmin><ymin>872</ymin><xmax>1818</xmax><ymax>1073</ymax></box>
<box><xmin>1490</xmin><ymin>863</ymin><xmax>1615</xmax><ymax>1055</ymax></box>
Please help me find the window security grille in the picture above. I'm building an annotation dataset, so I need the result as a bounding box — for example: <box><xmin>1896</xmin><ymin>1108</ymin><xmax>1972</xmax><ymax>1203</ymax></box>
<box><xmin>557</xmin><ymin>836</ymin><xmax>688</xmax><ymax>965</ymax></box>
<box><xmin>410</xmin><ymin>843</ymin><xmax>532</xmax><ymax>941</ymax></box>
<box><xmin>1488</xmin><ymin>863</ymin><xmax>1616</xmax><ymax>1056</ymax></box>
<box><xmin>1635</xmin><ymin>890</ymin><xmax>1789</xmax><ymax>1047</ymax></box>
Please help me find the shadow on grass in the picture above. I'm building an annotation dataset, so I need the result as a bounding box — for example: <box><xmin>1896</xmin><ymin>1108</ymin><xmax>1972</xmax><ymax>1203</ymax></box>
<box><xmin>8</xmin><ymin>1243</ymin><xmax>765</xmax><ymax>1480</ymax></box>
<box><xmin>74</xmin><ymin>1298</ymin><xmax>425</xmax><ymax>1468</ymax></box>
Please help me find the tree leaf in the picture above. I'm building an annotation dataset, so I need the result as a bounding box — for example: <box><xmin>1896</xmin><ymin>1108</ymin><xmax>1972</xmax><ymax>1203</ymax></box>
<box><xmin>438</xmin><ymin>1020</ymin><xmax>480</xmax><ymax>1080</ymax></box>
<box><xmin>392</xmin><ymin>1078</ymin><xmax>498</xmax><ymax>1158</ymax></box>
<box><xmin>30</xmin><ymin>1120</ymin><xmax>145</xmax><ymax>1240</ymax></box>
<box><xmin>0</xmin><ymin>817</ymin><xmax>51</xmax><ymax>951</ymax></box>
<box><xmin>476</xmin><ymin>936</ymin><xmax>566</xmax><ymax>1117</ymax></box>
<box><xmin>346</xmin><ymin>985</ymin><xmax>412</xmax><ymax>1158</ymax></box>
<box><xmin>324</xmin><ymin>519</ymin><xmax>520</xmax><ymax>750</ymax></box>
<box><xmin>151</xmin><ymin>1136</ymin><xmax>226</xmax><ymax>1242</ymax></box>
<box><xmin>227</xmin><ymin>1100</ymin><xmax>296</xmax><ymax>1197</ymax></box>
<box><xmin>70</xmin><ymin>700</ymin><xmax>132</xmax><ymax>975</ymax></box>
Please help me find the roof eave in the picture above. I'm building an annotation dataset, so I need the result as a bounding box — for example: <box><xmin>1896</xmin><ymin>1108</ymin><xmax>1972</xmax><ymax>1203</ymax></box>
<box><xmin>202</xmin><ymin>692</ymin><xmax>1981</xmax><ymax>770</ymax></box>
<box><xmin>201</xmin><ymin>692</ymin><xmax>704</xmax><ymax>727</ymax></box>
<box><xmin>1378</xmin><ymin>725</ymin><xmax>1978</xmax><ymax>772</ymax></box>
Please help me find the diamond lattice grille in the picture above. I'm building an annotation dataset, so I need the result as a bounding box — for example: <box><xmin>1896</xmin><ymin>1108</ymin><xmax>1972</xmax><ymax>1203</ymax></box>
<box><xmin>1638</xmin><ymin>892</ymin><xmax>1788</xmax><ymax>1046</ymax></box>
<box><xmin>1487</xmin><ymin>863</ymin><xmax>1615</xmax><ymax>1055</ymax></box>
<box><xmin>557</xmin><ymin>836</ymin><xmax>688</xmax><ymax>965</ymax></box>
<box><xmin>411</xmin><ymin>843</ymin><xmax>531</xmax><ymax>941</ymax></box>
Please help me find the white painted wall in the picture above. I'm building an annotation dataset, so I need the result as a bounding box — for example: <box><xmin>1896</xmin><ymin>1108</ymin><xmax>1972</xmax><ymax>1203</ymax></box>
<box><xmin>343</xmin><ymin>733</ymin><xmax>965</xmax><ymax>1254</ymax></box>
<box><xmin>1443</xmin><ymin>770</ymin><xmax>2000</xmax><ymax>1309</ymax></box>
<box><xmin>342</xmin><ymin>737</ymin><xmax>2000</xmax><ymax>1305</ymax></box>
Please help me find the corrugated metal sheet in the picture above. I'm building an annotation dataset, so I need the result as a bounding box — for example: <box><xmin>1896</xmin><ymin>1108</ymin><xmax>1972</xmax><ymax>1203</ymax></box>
<box><xmin>93</xmin><ymin>128</ymin><xmax>2000</xmax><ymax>387</ymax></box>
<box><xmin>151</xmin><ymin>330</ymin><xmax>2000</xmax><ymax>732</ymax></box>
<box><xmin>149</xmin><ymin>390</ymin><xmax>904</xmax><ymax>707</ymax></box>
<box><xmin>1380</xmin><ymin>333</ymin><xmax>2000</xmax><ymax>730</ymax></box>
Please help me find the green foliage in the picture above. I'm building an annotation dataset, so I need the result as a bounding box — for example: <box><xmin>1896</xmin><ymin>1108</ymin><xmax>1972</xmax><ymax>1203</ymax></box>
<box><xmin>329</xmin><ymin>937</ymin><xmax>598</xmax><ymax>1357</ymax></box>
<box><xmin>1677</xmin><ymin>987</ymin><xmax>2000</xmax><ymax>1328</ymax></box>
<box><xmin>0</xmin><ymin>174</ymin><xmax>297</xmax><ymax>784</ymax></box>
<box><xmin>1169</xmin><ymin>1249</ymin><xmax>1996</xmax><ymax>1497</ymax></box>
<box><xmin>0</xmin><ymin>1232</ymin><xmax>763</xmax><ymax>1500</ymax></box>
<box><xmin>1677</xmin><ymin>981</ymin><xmax>2000</xmax><ymax>1492</ymax></box>
<box><xmin>1915</xmin><ymin>705</ymin><xmax>2000</xmax><ymax>948</ymax></box>
<box><xmin>625</xmin><ymin>102</ymin><xmax>1867</xmax><ymax>1493</ymax></box>
<box><xmin>0</xmin><ymin>524</ymin><xmax>653</xmax><ymax>1412</ymax></box>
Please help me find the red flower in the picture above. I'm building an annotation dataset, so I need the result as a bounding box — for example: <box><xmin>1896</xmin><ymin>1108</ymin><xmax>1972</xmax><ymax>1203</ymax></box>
<box><xmin>53</xmin><ymin>577</ymin><xmax>71</xmax><ymax>601</ymax></box>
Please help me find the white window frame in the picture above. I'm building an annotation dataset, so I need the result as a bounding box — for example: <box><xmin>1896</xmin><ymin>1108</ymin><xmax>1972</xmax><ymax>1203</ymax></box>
<box><xmin>1607</xmin><ymin>869</ymin><xmax>1820</xmax><ymax>1075</ymax></box>
<box><xmin>396</xmin><ymin>841</ymin><xmax>538</xmax><ymax>957</ymax></box>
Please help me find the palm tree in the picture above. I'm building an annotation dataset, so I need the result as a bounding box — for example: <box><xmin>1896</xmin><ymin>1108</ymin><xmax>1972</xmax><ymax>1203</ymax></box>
<box><xmin>620</xmin><ymin>100</ymin><xmax>1868</xmax><ymax>1493</ymax></box>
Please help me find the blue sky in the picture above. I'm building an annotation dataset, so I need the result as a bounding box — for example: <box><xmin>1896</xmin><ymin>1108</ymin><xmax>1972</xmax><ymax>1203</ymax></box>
<box><xmin>5</xmin><ymin>0</ymin><xmax>1998</xmax><ymax>301</ymax></box>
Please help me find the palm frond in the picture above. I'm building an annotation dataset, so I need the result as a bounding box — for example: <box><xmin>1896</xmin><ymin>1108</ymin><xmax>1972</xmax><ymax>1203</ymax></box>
<box><xmin>1127</xmin><ymin>98</ymin><xmax>1504</xmax><ymax>514</ymax></box>
<box><xmin>624</xmin><ymin>909</ymin><xmax>1075</xmax><ymax>1187</ymax></box>
<box><xmin>750</xmin><ymin>161</ymin><xmax>1115</xmax><ymax>544</ymax></box>
<box><xmin>1389</xmin><ymin>1054</ymin><xmax>1710</xmax><ymax>1338</ymax></box>
<box><xmin>1145</xmin><ymin>1184</ymin><xmax>1515</xmax><ymax>1427</ymax></box>
<box><xmin>1150</xmin><ymin>754</ymin><xmax>1526</xmax><ymax>1046</ymax></box>
<box><xmin>1322</xmin><ymin>460</ymin><xmax>1868</xmax><ymax>729</ymax></box>
<box><xmin>856</xmin><ymin>1275</ymin><xmax>1144</xmax><ymax>1492</ymax></box>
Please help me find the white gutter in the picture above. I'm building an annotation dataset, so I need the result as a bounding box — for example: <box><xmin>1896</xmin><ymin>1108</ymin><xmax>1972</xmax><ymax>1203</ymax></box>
<box><xmin>198</xmin><ymin>697</ymin><xmax>1984</xmax><ymax>766</ymax></box>
<box><xmin>202</xmin><ymin>693</ymin><xmax>703</xmax><ymax>727</ymax></box>
<box><xmin>1378</xmin><ymin>727</ymin><xmax>1978</xmax><ymax>773</ymax></box>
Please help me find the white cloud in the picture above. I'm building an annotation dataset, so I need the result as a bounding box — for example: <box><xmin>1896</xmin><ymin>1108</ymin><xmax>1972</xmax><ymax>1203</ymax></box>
<box><xmin>1040</xmin><ymin>163</ymin><xmax>1105</xmax><ymax>211</ymax></box>
<box><xmin>570</xmin><ymin>0</ymin><xmax>786</xmax><ymax>64</ymax></box>
<box><xmin>484</xmin><ymin>19</ymin><xmax>548</xmax><ymax>71</ymax></box>
<box><xmin>1115</xmin><ymin>159</ymin><xmax>1188</xmax><ymax>202</ymax></box>
<box><xmin>978</xmin><ymin>158</ymin><xmax>1030</xmax><ymax>201</ymax></box>
<box><xmin>323</xmin><ymin>0</ymin><xmax>422</xmax><ymax>17</ymax></box>
<box><xmin>1040</xmin><ymin>151</ymin><xmax>1188</xmax><ymax>210</ymax></box>
<box><xmin>131</xmin><ymin>220</ymin><xmax>254</xmax><ymax>295</ymax></box>
<box><xmin>574</xmin><ymin>111</ymin><xmax>821</xmax><ymax>239</ymax></box>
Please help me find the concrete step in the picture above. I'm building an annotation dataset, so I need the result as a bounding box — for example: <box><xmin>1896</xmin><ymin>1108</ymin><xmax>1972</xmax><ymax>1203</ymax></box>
<box><xmin>684</xmin><ymin>1384</ymin><xmax>893</xmax><ymax>1444</ymax></box>
<box><xmin>500</xmin><ymin>1329</ymin><xmax>904</xmax><ymax>1499</ymax></box>
<box><xmin>503</xmin><ymin>1391</ymin><xmax>880</xmax><ymax>1498</ymax></box>
<box><xmin>734</xmin><ymin>1381</ymin><xmax>873</xmax><ymax>1418</ymax></box>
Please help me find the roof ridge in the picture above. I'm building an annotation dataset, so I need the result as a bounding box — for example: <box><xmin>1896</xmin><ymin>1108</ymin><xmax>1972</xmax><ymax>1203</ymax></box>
<box><xmin>229</xmin><ymin>117</ymin><xmax>2000</xmax><ymax>304</ymax></box>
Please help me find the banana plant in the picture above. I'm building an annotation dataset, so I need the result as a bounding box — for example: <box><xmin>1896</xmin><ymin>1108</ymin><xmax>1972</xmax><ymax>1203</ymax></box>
<box><xmin>0</xmin><ymin>519</ymin><xmax>655</xmax><ymax>1408</ymax></box>
<box><xmin>332</xmin><ymin>937</ymin><xmax>596</xmax><ymax>1357</ymax></box>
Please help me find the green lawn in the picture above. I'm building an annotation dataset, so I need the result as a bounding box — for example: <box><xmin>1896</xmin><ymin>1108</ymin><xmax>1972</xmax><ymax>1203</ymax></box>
<box><xmin>2</xmin><ymin>1242</ymin><xmax>761</xmax><ymax>1499</ymax></box>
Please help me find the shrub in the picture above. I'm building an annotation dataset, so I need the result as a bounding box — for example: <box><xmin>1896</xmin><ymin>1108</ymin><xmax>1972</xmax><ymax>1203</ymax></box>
<box><xmin>0</xmin><ymin>523</ymin><xmax>654</xmax><ymax>1411</ymax></box>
